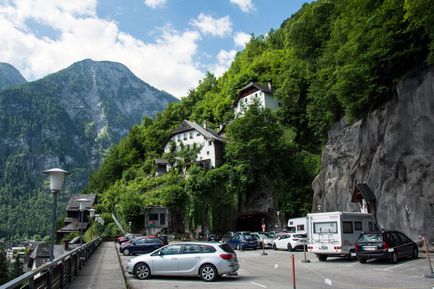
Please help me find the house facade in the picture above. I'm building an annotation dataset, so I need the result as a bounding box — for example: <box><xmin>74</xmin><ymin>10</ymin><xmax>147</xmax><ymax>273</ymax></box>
<box><xmin>57</xmin><ymin>194</ymin><xmax>96</xmax><ymax>241</ymax></box>
<box><xmin>234</xmin><ymin>80</ymin><xmax>281</xmax><ymax>116</ymax></box>
<box><xmin>163</xmin><ymin>120</ymin><xmax>225</xmax><ymax>170</ymax></box>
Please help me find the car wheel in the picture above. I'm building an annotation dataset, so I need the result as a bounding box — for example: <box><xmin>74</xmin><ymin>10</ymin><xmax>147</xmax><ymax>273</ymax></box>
<box><xmin>123</xmin><ymin>248</ymin><xmax>130</xmax><ymax>256</ymax></box>
<box><xmin>318</xmin><ymin>255</ymin><xmax>327</xmax><ymax>262</ymax></box>
<box><xmin>199</xmin><ymin>264</ymin><xmax>218</xmax><ymax>282</ymax></box>
<box><xmin>412</xmin><ymin>247</ymin><xmax>418</xmax><ymax>259</ymax></box>
<box><xmin>272</xmin><ymin>243</ymin><xmax>277</xmax><ymax>250</ymax></box>
<box><xmin>134</xmin><ymin>263</ymin><xmax>151</xmax><ymax>280</ymax></box>
<box><xmin>287</xmin><ymin>243</ymin><xmax>293</xmax><ymax>252</ymax></box>
<box><xmin>358</xmin><ymin>258</ymin><xmax>367</xmax><ymax>264</ymax></box>
<box><xmin>390</xmin><ymin>252</ymin><xmax>398</xmax><ymax>264</ymax></box>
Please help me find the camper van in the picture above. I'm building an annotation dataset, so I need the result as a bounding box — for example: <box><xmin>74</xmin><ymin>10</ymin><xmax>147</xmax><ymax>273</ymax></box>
<box><xmin>287</xmin><ymin>217</ymin><xmax>308</xmax><ymax>235</ymax></box>
<box><xmin>307</xmin><ymin>211</ymin><xmax>377</xmax><ymax>261</ymax></box>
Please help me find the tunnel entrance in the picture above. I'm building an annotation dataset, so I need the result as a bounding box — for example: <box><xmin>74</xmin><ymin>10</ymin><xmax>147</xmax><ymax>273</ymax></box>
<box><xmin>236</xmin><ymin>213</ymin><xmax>270</xmax><ymax>232</ymax></box>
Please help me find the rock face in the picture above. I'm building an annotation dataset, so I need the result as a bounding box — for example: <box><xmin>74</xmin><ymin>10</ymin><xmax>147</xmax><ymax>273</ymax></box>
<box><xmin>312</xmin><ymin>66</ymin><xmax>434</xmax><ymax>241</ymax></box>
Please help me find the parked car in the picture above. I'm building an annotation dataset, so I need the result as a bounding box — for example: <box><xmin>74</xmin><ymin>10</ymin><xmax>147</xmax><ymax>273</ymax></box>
<box><xmin>227</xmin><ymin>232</ymin><xmax>258</xmax><ymax>250</ymax></box>
<box><xmin>126</xmin><ymin>242</ymin><xmax>239</xmax><ymax>282</ymax></box>
<box><xmin>272</xmin><ymin>233</ymin><xmax>307</xmax><ymax>251</ymax></box>
<box><xmin>207</xmin><ymin>233</ymin><xmax>220</xmax><ymax>242</ymax></box>
<box><xmin>121</xmin><ymin>237</ymin><xmax>164</xmax><ymax>256</ymax></box>
<box><xmin>355</xmin><ymin>230</ymin><xmax>418</xmax><ymax>264</ymax></box>
<box><xmin>120</xmin><ymin>235</ymin><xmax>159</xmax><ymax>251</ymax></box>
<box><xmin>118</xmin><ymin>233</ymin><xmax>141</xmax><ymax>245</ymax></box>
<box><xmin>251</xmin><ymin>232</ymin><xmax>275</xmax><ymax>249</ymax></box>
<box><xmin>221</xmin><ymin>231</ymin><xmax>235</xmax><ymax>243</ymax></box>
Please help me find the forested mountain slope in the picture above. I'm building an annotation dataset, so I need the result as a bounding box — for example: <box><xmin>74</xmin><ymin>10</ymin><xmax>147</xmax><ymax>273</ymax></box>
<box><xmin>0</xmin><ymin>63</ymin><xmax>26</xmax><ymax>91</ymax></box>
<box><xmin>0</xmin><ymin>59</ymin><xmax>177</xmax><ymax>239</ymax></box>
<box><xmin>87</xmin><ymin>0</ymin><xmax>434</xmax><ymax>234</ymax></box>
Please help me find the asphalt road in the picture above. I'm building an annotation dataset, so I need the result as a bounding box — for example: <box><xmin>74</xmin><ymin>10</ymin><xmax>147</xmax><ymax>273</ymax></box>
<box><xmin>117</xmin><ymin>244</ymin><xmax>434</xmax><ymax>289</ymax></box>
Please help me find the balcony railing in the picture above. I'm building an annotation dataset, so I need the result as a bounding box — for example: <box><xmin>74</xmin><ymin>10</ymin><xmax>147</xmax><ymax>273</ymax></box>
<box><xmin>0</xmin><ymin>237</ymin><xmax>102</xmax><ymax>289</ymax></box>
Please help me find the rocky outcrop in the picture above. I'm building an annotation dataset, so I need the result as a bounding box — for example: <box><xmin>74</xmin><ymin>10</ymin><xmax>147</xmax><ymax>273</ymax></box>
<box><xmin>312</xmin><ymin>66</ymin><xmax>434</xmax><ymax>241</ymax></box>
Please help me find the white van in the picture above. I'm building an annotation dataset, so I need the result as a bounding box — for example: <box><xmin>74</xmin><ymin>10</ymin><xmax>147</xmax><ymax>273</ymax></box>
<box><xmin>307</xmin><ymin>211</ymin><xmax>378</xmax><ymax>261</ymax></box>
<box><xmin>287</xmin><ymin>217</ymin><xmax>308</xmax><ymax>235</ymax></box>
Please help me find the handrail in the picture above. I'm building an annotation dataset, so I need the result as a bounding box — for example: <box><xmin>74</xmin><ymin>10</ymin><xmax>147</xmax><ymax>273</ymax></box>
<box><xmin>0</xmin><ymin>237</ymin><xmax>102</xmax><ymax>289</ymax></box>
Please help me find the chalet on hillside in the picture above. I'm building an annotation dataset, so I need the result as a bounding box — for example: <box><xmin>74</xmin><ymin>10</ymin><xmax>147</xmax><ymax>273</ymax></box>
<box><xmin>57</xmin><ymin>194</ymin><xmax>96</xmax><ymax>241</ymax></box>
<box><xmin>234</xmin><ymin>80</ymin><xmax>281</xmax><ymax>115</ymax></box>
<box><xmin>160</xmin><ymin>120</ymin><xmax>225</xmax><ymax>173</ymax></box>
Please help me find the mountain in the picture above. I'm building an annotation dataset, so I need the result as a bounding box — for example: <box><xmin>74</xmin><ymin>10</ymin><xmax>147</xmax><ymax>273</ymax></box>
<box><xmin>0</xmin><ymin>59</ymin><xmax>178</xmax><ymax>239</ymax></box>
<box><xmin>0</xmin><ymin>63</ymin><xmax>26</xmax><ymax>91</ymax></box>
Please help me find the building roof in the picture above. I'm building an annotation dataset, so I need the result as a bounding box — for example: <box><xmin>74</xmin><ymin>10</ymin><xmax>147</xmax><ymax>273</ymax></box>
<box><xmin>29</xmin><ymin>242</ymin><xmax>50</xmax><ymax>259</ymax></box>
<box><xmin>234</xmin><ymin>81</ymin><xmax>273</xmax><ymax>106</ymax></box>
<box><xmin>170</xmin><ymin>120</ymin><xmax>225</xmax><ymax>143</ymax></box>
<box><xmin>57</xmin><ymin>221</ymin><xmax>89</xmax><ymax>233</ymax></box>
<box><xmin>66</xmin><ymin>194</ymin><xmax>96</xmax><ymax>211</ymax></box>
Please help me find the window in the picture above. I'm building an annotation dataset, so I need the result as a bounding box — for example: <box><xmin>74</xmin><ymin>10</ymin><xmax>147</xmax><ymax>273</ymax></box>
<box><xmin>183</xmin><ymin>244</ymin><xmax>201</xmax><ymax>254</ymax></box>
<box><xmin>197</xmin><ymin>133</ymin><xmax>200</xmax><ymax>137</ymax></box>
<box><xmin>313</xmin><ymin>222</ymin><xmax>338</xmax><ymax>234</ymax></box>
<box><xmin>200</xmin><ymin>245</ymin><xmax>216</xmax><ymax>253</ymax></box>
<box><xmin>183</xmin><ymin>133</ymin><xmax>187</xmax><ymax>140</ymax></box>
<box><xmin>149</xmin><ymin>213</ymin><xmax>158</xmax><ymax>221</ymax></box>
<box><xmin>160</xmin><ymin>213</ymin><xmax>166</xmax><ymax>225</ymax></box>
<box><xmin>354</xmin><ymin>221</ymin><xmax>363</xmax><ymax>231</ymax></box>
<box><xmin>161</xmin><ymin>244</ymin><xmax>182</xmax><ymax>255</ymax></box>
<box><xmin>208</xmin><ymin>141</ymin><xmax>212</xmax><ymax>146</ymax></box>
<box><xmin>189</xmin><ymin>132</ymin><xmax>193</xmax><ymax>139</ymax></box>
<box><xmin>296</xmin><ymin>225</ymin><xmax>305</xmax><ymax>231</ymax></box>
<box><xmin>206</xmin><ymin>151</ymin><xmax>209</xmax><ymax>155</ymax></box>
<box><xmin>342</xmin><ymin>221</ymin><xmax>353</xmax><ymax>234</ymax></box>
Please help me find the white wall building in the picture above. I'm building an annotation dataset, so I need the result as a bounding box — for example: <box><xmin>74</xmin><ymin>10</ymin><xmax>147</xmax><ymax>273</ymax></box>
<box><xmin>163</xmin><ymin>120</ymin><xmax>225</xmax><ymax>170</ymax></box>
<box><xmin>234</xmin><ymin>81</ymin><xmax>281</xmax><ymax>116</ymax></box>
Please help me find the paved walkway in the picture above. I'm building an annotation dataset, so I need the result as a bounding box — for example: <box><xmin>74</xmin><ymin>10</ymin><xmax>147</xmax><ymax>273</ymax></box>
<box><xmin>70</xmin><ymin>242</ymin><xmax>127</xmax><ymax>289</ymax></box>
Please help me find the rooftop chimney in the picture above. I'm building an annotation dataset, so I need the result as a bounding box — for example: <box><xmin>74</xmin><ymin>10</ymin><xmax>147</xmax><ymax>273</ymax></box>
<box><xmin>267</xmin><ymin>79</ymin><xmax>272</xmax><ymax>91</ymax></box>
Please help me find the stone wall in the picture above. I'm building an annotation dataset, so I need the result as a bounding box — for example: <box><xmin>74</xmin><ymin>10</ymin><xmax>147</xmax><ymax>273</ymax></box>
<box><xmin>312</xmin><ymin>66</ymin><xmax>434</xmax><ymax>241</ymax></box>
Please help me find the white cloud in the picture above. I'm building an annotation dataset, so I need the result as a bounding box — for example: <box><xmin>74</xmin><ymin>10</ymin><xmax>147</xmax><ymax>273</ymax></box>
<box><xmin>0</xmin><ymin>0</ymin><xmax>203</xmax><ymax>97</ymax></box>
<box><xmin>209</xmin><ymin>49</ymin><xmax>237</xmax><ymax>77</ymax></box>
<box><xmin>230</xmin><ymin>0</ymin><xmax>255</xmax><ymax>13</ymax></box>
<box><xmin>233</xmin><ymin>31</ymin><xmax>251</xmax><ymax>48</ymax></box>
<box><xmin>144</xmin><ymin>0</ymin><xmax>167</xmax><ymax>9</ymax></box>
<box><xmin>190</xmin><ymin>14</ymin><xmax>232</xmax><ymax>38</ymax></box>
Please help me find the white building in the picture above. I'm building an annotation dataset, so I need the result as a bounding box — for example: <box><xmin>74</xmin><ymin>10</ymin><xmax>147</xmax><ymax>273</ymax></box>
<box><xmin>234</xmin><ymin>80</ymin><xmax>281</xmax><ymax>116</ymax></box>
<box><xmin>163</xmin><ymin>120</ymin><xmax>225</xmax><ymax>170</ymax></box>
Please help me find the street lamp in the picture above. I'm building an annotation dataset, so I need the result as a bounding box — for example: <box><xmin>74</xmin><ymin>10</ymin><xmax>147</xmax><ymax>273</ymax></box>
<box><xmin>89</xmin><ymin>208</ymin><xmax>96</xmax><ymax>240</ymax></box>
<box><xmin>77</xmin><ymin>198</ymin><xmax>88</xmax><ymax>246</ymax></box>
<box><xmin>43</xmin><ymin>168</ymin><xmax>69</xmax><ymax>262</ymax></box>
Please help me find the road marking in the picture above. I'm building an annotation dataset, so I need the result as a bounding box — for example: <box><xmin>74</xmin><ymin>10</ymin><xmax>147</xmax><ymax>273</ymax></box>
<box><xmin>382</xmin><ymin>259</ymin><xmax>422</xmax><ymax>271</ymax></box>
<box><xmin>274</xmin><ymin>264</ymin><xmax>279</xmax><ymax>269</ymax></box>
<box><xmin>249</xmin><ymin>281</ymin><xmax>267</xmax><ymax>288</ymax></box>
<box><xmin>324</xmin><ymin>278</ymin><xmax>332</xmax><ymax>286</ymax></box>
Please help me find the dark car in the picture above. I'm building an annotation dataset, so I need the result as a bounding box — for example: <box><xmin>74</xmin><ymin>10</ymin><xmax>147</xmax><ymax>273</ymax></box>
<box><xmin>355</xmin><ymin>230</ymin><xmax>418</xmax><ymax>264</ymax></box>
<box><xmin>221</xmin><ymin>231</ymin><xmax>235</xmax><ymax>243</ymax></box>
<box><xmin>121</xmin><ymin>237</ymin><xmax>164</xmax><ymax>256</ymax></box>
<box><xmin>227</xmin><ymin>233</ymin><xmax>258</xmax><ymax>250</ymax></box>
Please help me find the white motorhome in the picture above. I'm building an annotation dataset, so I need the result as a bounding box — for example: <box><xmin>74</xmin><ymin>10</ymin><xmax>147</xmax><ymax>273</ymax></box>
<box><xmin>287</xmin><ymin>217</ymin><xmax>308</xmax><ymax>235</ymax></box>
<box><xmin>307</xmin><ymin>211</ymin><xmax>378</xmax><ymax>261</ymax></box>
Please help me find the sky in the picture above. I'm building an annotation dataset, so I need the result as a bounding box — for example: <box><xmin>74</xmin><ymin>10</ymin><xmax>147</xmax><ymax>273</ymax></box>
<box><xmin>0</xmin><ymin>0</ymin><xmax>309</xmax><ymax>98</ymax></box>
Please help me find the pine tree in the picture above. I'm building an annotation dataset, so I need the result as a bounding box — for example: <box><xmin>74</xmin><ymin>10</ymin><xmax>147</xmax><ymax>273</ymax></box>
<box><xmin>0</xmin><ymin>248</ymin><xmax>9</xmax><ymax>285</ymax></box>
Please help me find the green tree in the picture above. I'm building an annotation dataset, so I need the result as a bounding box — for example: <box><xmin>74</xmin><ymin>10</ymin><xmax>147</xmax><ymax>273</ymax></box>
<box><xmin>0</xmin><ymin>248</ymin><xmax>9</xmax><ymax>284</ymax></box>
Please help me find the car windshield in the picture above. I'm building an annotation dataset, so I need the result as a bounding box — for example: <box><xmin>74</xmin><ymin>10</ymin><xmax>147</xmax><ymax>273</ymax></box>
<box><xmin>358</xmin><ymin>233</ymin><xmax>383</xmax><ymax>242</ymax></box>
<box><xmin>294</xmin><ymin>234</ymin><xmax>307</xmax><ymax>238</ymax></box>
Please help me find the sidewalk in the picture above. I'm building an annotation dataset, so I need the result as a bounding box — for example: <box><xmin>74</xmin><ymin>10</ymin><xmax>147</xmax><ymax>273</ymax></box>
<box><xmin>69</xmin><ymin>242</ymin><xmax>127</xmax><ymax>289</ymax></box>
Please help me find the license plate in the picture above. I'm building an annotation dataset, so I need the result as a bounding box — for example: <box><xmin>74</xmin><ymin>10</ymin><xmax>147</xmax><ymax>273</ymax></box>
<box><xmin>363</xmin><ymin>246</ymin><xmax>376</xmax><ymax>251</ymax></box>
<box><xmin>319</xmin><ymin>245</ymin><xmax>328</xmax><ymax>250</ymax></box>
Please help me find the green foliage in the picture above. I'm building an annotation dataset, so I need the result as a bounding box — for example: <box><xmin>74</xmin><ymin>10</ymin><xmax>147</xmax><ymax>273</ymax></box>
<box><xmin>86</xmin><ymin>0</ymin><xmax>430</xmax><ymax>230</ymax></box>
<box><xmin>0</xmin><ymin>248</ymin><xmax>8</xmax><ymax>285</ymax></box>
<box><xmin>9</xmin><ymin>255</ymin><xmax>24</xmax><ymax>280</ymax></box>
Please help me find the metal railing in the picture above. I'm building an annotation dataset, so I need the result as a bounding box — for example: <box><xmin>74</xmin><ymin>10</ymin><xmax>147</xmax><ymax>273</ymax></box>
<box><xmin>0</xmin><ymin>237</ymin><xmax>102</xmax><ymax>289</ymax></box>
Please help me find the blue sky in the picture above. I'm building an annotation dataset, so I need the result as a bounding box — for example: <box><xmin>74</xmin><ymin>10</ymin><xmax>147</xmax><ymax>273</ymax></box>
<box><xmin>0</xmin><ymin>0</ymin><xmax>309</xmax><ymax>97</ymax></box>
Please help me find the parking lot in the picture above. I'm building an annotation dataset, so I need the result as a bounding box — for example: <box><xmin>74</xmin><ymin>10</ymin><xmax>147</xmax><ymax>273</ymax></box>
<box><xmin>116</xmin><ymin>244</ymin><xmax>434</xmax><ymax>289</ymax></box>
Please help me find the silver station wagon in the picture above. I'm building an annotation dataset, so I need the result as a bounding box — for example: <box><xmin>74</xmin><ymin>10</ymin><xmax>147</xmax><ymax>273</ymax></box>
<box><xmin>126</xmin><ymin>241</ymin><xmax>239</xmax><ymax>282</ymax></box>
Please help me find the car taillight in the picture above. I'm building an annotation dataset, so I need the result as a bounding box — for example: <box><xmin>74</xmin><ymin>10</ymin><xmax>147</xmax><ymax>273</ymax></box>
<box><xmin>220</xmin><ymin>254</ymin><xmax>233</xmax><ymax>260</ymax></box>
<box><xmin>355</xmin><ymin>243</ymin><xmax>360</xmax><ymax>252</ymax></box>
<box><xmin>293</xmin><ymin>238</ymin><xmax>299</xmax><ymax>241</ymax></box>
<box><xmin>383</xmin><ymin>242</ymin><xmax>390</xmax><ymax>249</ymax></box>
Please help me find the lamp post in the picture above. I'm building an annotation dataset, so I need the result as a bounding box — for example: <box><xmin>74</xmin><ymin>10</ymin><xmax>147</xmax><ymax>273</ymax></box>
<box><xmin>276</xmin><ymin>211</ymin><xmax>281</xmax><ymax>231</ymax></box>
<box><xmin>43</xmin><ymin>168</ymin><xmax>69</xmax><ymax>262</ymax></box>
<box><xmin>89</xmin><ymin>209</ymin><xmax>96</xmax><ymax>241</ymax></box>
<box><xmin>77</xmin><ymin>198</ymin><xmax>88</xmax><ymax>246</ymax></box>
<box><xmin>129</xmin><ymin>221</ymin><xmax>132</xmax><ymax>233</ymax></box>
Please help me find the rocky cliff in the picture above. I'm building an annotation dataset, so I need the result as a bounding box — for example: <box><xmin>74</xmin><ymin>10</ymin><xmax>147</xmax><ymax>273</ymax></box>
<box><xmin>312</xmin><ymin>66</ymin><xmax>434</xmax><ymax>241</ymax></box>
